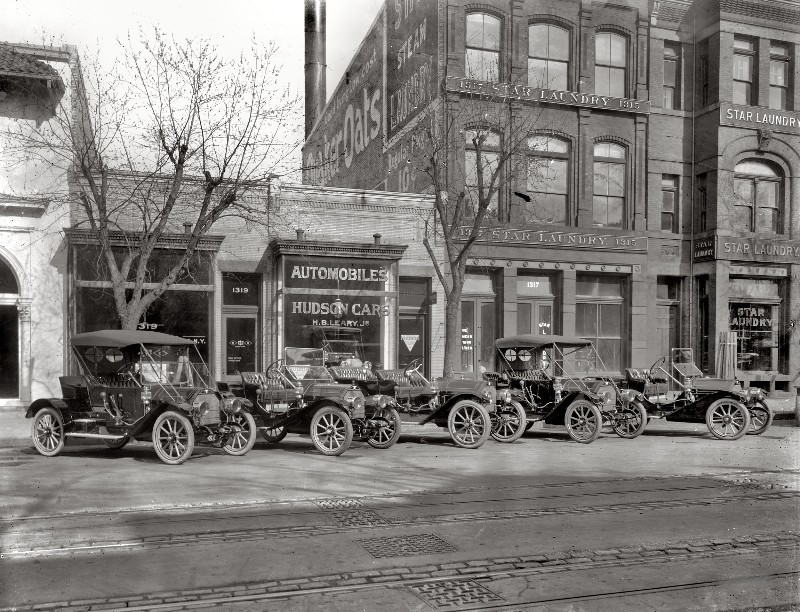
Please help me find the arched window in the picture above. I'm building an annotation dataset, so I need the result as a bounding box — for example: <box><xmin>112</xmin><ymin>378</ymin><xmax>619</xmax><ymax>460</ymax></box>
<box><xmin>526</xmin><ymin>135</ymin><xmax>569</xmax><ymax>224</ymax></box>
<box><xmin>465</xmin><ymin>129</ymin><xmax>501</xmax><ymax>219</ymax></box>
<box><xmin>593</xmin><ymin>142</ymin><xmax>626</xmax><ymax>228</ymax></box>
<box><xmin>734</xmin><ymin>160</ymin><xmax>783</xmax><ymax>233</ymax></box>
<box><xmin>0</xmin><ymin>257</ymin><xmax>19</xmax><ymax>294</ymax></box>
<box><xmin>595</xmin><ymin>32</ymin><xmax>626</xmax><ymax>97</ymax></box>
<box><xmin>528</xmin><ymin>24</ymin><xmax>569</xmax><ymax>90</ymax></box>
<box><xmin>466</xmin><ymin>13</ymin><xmax>501</xmax><ymax>81</ymax></box>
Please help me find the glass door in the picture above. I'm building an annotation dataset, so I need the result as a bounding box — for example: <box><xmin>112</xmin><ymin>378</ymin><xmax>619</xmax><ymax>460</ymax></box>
<box><xmin>223</xmin><ymin>314</ymin><xmax>258</xmax><ymax>377</ymax></box>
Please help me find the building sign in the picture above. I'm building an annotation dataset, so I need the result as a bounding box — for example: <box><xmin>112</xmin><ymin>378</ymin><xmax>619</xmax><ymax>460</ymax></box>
<box><xmin>283</xmin><ymin>256</ymin><xmax>389</xmax><ymax>290</ymax></box>
<box><xmin>729</xmin><ymin>304</ymin><xmax>773</xmax><ymax>331</ymax></box>
<box><xmin>693</xmin><ymin>235</ymin><xmax>800</xmax><ymax>263</ymax></box>
<box><xmin>458</xmin><ymin>226</ymin><xmax>648</xmax><ymax>252</ymax></box>
<box><xmin>446</xmin><ymin>77</ymin><xmax>651</xmax><ymax>114</ymax></box>
<box><xmin>385</xmin><ymin>0</ymin><xmax>438</xmax><ymax>144</ymax></box>
<box><xmin>720</xmin><ymin>102</ymin><xmax>800</xmax><ymax>135</ymax></box>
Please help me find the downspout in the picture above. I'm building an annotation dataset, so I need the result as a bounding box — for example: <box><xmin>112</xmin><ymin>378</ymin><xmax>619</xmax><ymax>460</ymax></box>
<box><xmin>688</xmin><ymin>13</ymin><xmax>697</xmax><ymax>353</ymax></box>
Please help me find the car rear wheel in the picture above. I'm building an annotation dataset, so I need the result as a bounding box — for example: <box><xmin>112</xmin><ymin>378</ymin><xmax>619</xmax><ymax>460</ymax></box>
<box><xmin>705</xmin><ymin>399</ymin><xmax>750</xmax><ymax>441</ymax></box>
<box><xmin>447</xmin><ymin>400</ymin><xmax>491</xmax><ymax>449</ymax></box>
<box><xmin>367</xmin><ymin>406</ymin><xmax>402</xmax><ymax>449</ymax></box>
<box><xmin>747</xmin><ymin>400</ymin><xmax>773</xmax><ymax>435</ymax></box>
<box><xmin>611</xmin><ymin>401</ymin><xmax>648</xmax><ymax>439</ymax></box>
<box><xmin>103</xmin><ymin>437</ymin><xmax>129</xmax><ymax>450</ymax></box>
<box><xmin>260</xmin><ymin>425</ymin><xmax>288</xmax><ymax>444</ymax></box>
<box><xmin>152</xmin><ymin>411</ymin><xmax>195</xmax><ymax>465</ymax></box>
<box><xmin>564</xmin><ymin>400</ymin><xmax>602</xmax><ymax>444</ymax></box>
<box><xmin>32</xmin><ymin>407</ymin><xmax>65</xmax><ymax>457</ymax></box>
<box><xmin>490</xmin><ymin>401</ymin><xmax>526</xmax><ymax>443</ymax></box>
<box><xmin>310</xmin><ymin>406</ymin><xmax>353</xmax><ymax>456</ymax></box>
<box><xmin>222</xmin><ymin>412</ymin><xmax>257</xmax><ymax>456</ymax></box>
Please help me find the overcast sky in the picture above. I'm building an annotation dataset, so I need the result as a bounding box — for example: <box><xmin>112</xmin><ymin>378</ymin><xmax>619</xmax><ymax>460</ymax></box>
<box><xmin>0</xmin><ymin>0</ymin><xmax>385</xmax><ymax>103</ymax></box>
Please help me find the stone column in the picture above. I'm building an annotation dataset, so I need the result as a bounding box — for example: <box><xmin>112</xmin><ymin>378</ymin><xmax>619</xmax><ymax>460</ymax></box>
<box><xmin>630</xmin><ymin>266</ymin><xmax>647</xmax><ymax>368</ymax></box>
<box><xmin>504</xmin><ymin>266</ymin><xmax>518</xmax><ymax>336</ymax></box>
<box><xmin>17</xmin><ymin>298</ymin><xmax>32</xmax><ymax>403</ymax></box>
<box><xmin>562</xmin><ymin>267</ymin><xmax>577</xmax><ymax>336</ymax></box>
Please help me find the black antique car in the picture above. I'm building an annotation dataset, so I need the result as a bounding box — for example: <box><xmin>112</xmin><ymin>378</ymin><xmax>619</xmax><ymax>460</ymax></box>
<box><xmin>493</xmin><ymin>335</ymin><xmax>647</xmax><ymax>443</ymax></box>
<box><xmin>618</xmin><ymin>348</ymin><xmax>766</xmax><ymax>439</ymax></box>
<box><xmin>27</xmin><ymin>330</ymin><xmax>257</xmax><ymax>465</ymax></box>
<box><xmin>237</xmin><ymin>347</ymin><xmax>374</xmax><ymax>456</ymax></box>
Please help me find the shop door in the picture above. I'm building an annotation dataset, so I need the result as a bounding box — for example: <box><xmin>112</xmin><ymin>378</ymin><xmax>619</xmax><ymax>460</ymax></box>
<box><xmin>223</xmin><ymin>314</ymin><xmax>258</xmax><ymax>376</ymax></box>
<box><xmin>460</xmin><ymin>299</ymin><xmax>496</xmax><ymax>373</ymax></box>
<box><xmin>518</xmin><ymin>300</ymin><xmax>554</xmax><ymax>335</ymax></box>
<box><xmin>656</xmin><ymin>304</ymin><xmax>679</xmax><ymax>357</ymax></box>
<box><xmin>0</xmin><ymin>306</ymin><xmax>18</xmax><ymax>398</ymax></box>
<box><xmin>399</xmin><ymin>313</ymin><xmax>426</xmax><ymax>372</ymax></box>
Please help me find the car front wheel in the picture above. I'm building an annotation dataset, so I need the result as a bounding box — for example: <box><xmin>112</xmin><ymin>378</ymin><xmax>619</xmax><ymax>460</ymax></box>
<box><xmin>705</xmin><ymin>399</ymin><xmax>750</xmax><ymax>440</ymax></box>
<box><xmin>366</xmin><ymin>406</ymin><xmax>402</xmax><ymax>449</ymax></box>
<box><xmin>611</xmin><ymin>401</ymin><xmax>648</xmax><ymax>439</ymax></box>
<box><xmin>152</xmin><ymin>411</ymin><xmax>195</xmax><ymax>465</ymax></box>
<box><xmin>564</xmin><ymin>400</ymin><xmax>602</xmax><ymax>444</ymax></box>
<box><xmin>260</xmin><ymin>425</ymin><xmax>288</xmax><ymax>444</ymax></box>
<box><xmin>32</xmin><ymin>407</ymin><xmax>65</xmax><ymax>457</ymax></box>
<box><xmin>222</xmin><ymin>411</ymin><xmax>257</xmax><ymax>456</ymax></box>
<box><xmin>747</xmin><ymin>400</ymin><xmax>773</xmax><ymax>435</ymax></box>
<box><xmin>447</xmin><ymin>400</ymin><xmax>491</xmax><ymax>449</ymax></box>
<box><xmin>490</xmin><ymin>401</ymin><xmax>527</xmax><ymax>443</ymax></box>
<box><xmin>310</xmin><ymin>405</ymin><xmax>353</xmax><ymax>456</ymax></box>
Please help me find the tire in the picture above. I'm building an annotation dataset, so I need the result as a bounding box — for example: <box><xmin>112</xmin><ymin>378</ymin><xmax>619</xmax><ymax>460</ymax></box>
<box><xmin>366</xmin><ymin>407</ymin><xmax>402</xmax><ymax>449</ymax></box>
<box><xmin>103</xmin><ymin>437</ymin><xmax>129</xmax><ymax>450</ymax></box>
<box><xmin>490</xmin><ymin>401</ymin><xmax>527</xmax><ymax>443</ymax></box>
<box><xmin>611</xmin><ymin>401</ymin><xmax>648</xmax><ymax>439</ymax></box>
<box><xmin>447</xmin><ymin>400</ymin><xmax>491</xmax><ymax>449</ymax></box>
<box><xmin>32</xmin><ymin>407</ymin><xmax>65</xmax><ymax>457</ymax></box>
<box><xmin>747</xmin><ymin>400</ymin><xmax>773</xmax><ymax>435</ymax></box>
<box><xmin>260</xmin><ymin>425</ymin><xmax>288</xmax><ymax>444</ymax></box>
<box><xmin>705</xmin><ymin>399</ymin><xmax>750</xmax><ymax>441</ymax></box>
<box><xmin>564</xmin><ymin>400</ymin><xmax>602</xmax><ymax>444</ymax></box>
<box><xmin>222</xmin><ymin>411</ymin><xmax>257</xmax><ymax>456</ymax></box>
<box><xmin>310</xmin><ymin>405</ymin><xmax>353</xmax><ymax>456</ymax></box>
<box><xmin>152</xmin><ymin>411</ymin><xmax>195</xmax><ymax>465</ymax></box>
<box><xmin>524</xmin><ymin>421</ymin><xmax>535</xmax><ymax>432</ymax></box>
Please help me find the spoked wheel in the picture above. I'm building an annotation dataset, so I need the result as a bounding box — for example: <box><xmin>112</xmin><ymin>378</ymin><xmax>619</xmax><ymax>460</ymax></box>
<box><xmin>260</xmin><ymin>425</ymin><xmax>288</xmax><ymax>444</ymax></box>
<box><xmin>222</xmin><ymin>411</ymin><xmax>257</xmax><ymax>456</ymax></box>
<box><xmin>705</xmin><ymin>399</ymin><xmax>750</xmax><ymax>441</ymax></box>
<box><xmin>564</xmin><ymin>400</ymin><xmax>602</xmax><ymax>444</ymax></box>
<box><xmin>32</xmin><ymin>407</ymin><xmax>65</xmax><ymax>457</ymax></box>
<box><xmin>103</xmin><ymin>437</ymin><xmax>129</xmax><ymax>450</ymax></box>
<box><xmin>747</xmin><ymin>400</ymin><xmax>773</xmax><ymax>435</ymax></box>
<box><xmin>490</xmin><ymin>401</ymin><xmax>527</xmax><ymax>443</ymax></box>
<box><xmin>611</xmin><ymin>401</ymin><xmax>648</xmax><ymax>439</ymax></box>
<box><xmin>447</xmin><ymin>400</ymin><xmax>491</xmax><ymax>449</ymax></box>
<box><xmin>310</xmin><ymin>406</ymin><xmax>353</xmax><ymax>456</ymax></box>
<box><xmin>152</xmin><ymin>411</ymin><xmax>195</xmax><ymax>465</ymax></box>
<box><xmin>366</xmin><ymin>406</ymin><xmax>402</xmax><ymax>449</ymax></box>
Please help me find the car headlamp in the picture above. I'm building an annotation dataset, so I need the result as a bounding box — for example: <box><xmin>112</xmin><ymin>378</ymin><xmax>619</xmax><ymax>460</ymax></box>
<box><xmin>222</xmin><ymin>397</ymin><xmax>243</xmax><ymax>414</ymax></box>
<box><xmin>377</xmin><ymin>395</ymin><xmax>389</xmax><ymax>409</ymax></box>
<box><xmin>620</xmin><ymin>388</ymin><xmax>638</xmax><ymax>403</ymax></box>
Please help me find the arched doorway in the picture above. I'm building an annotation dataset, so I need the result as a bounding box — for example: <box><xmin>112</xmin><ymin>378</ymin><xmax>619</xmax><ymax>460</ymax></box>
<box><xmin>0</xmin><ymin>257</ymin><xmax>19</xmax><ymax>398</ymax></box>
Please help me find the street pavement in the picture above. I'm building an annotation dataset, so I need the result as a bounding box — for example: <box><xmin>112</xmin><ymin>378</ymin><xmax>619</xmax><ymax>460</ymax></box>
<box><xmin>1</xmin><ymin>420</ymin><xmax>799</xmax><ymax>611</ymax></box>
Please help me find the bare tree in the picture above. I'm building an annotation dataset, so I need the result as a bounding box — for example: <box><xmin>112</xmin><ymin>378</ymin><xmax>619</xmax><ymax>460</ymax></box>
<box><xmin>3</xmin><ymin>30</ymin><xmax>301</xmax><ymax>329</ymax></box>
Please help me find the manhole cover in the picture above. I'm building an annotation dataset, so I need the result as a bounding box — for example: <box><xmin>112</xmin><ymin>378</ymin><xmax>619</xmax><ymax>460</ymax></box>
<box><xmin>331</xmin><ymin>509</ymin><xmax>387</xmax><ymax>527</ymax></box>
<box><xmin>408</xmin><ymin>580</ymin><xmax>504</xmax><ymax>609</ymax></box>
<box><xmin>315</xmin><ymin>498</ymin><xmax>364</xmax><ymax>510</ymax></box>
<box><xmin>356</xmin><ymin>533</ymin><xmax>458</xmax><ymax>558</ymax></box>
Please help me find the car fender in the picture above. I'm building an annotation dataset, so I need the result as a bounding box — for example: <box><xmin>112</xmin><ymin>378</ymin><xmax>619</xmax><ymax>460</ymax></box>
<box><xmin>25</xmin><ymin>398</ymin><xmax>70</xmax><ymax>420</ymax></box>
<box><xmin>127</xmin><ymin>401</ymin><xmax>190</xmax><ymax>437</ymax></box>
<box><xmin>422</xmin><ymin>392</ymin><xmax>492</xmax><ymax>426</ymax></box>
<box><xmin>543</xmin><ymin>391</ymin><xmax>591</xmax><ymax>424</ymax></box>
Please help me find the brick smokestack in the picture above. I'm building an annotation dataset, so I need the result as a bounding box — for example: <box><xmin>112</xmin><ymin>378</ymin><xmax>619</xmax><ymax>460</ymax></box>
<box><xmin>304</xmin><ymin>0</ymin><xmax>326</xmax><ymax>138</ymax></box>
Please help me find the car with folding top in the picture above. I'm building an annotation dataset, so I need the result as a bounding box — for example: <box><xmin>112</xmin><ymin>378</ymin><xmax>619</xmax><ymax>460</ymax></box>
<box><xmin>26</xmin><ymin>330</ymin><xmax>257</xmax><ymax>464</ymax></box>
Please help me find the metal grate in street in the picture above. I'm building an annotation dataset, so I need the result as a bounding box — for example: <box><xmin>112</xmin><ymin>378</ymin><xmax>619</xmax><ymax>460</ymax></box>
<box><xmin>356</xmin><ymin>533</ymin><xmax>458</xmax><ymax>558</ymax></box>
<box><xmin>407</xmin><ymin>580</ymin><xmax>505</xmax><ymax>609</ymax></box>
<box><xmin>330</xmin><ymin>509</ymin><xmax>387</xmax><ymax>527</ymax></box>
<box><xmin>314</xmin><ymin>498</ymin><xmax>364</xmax><ymax>510</ymax></box>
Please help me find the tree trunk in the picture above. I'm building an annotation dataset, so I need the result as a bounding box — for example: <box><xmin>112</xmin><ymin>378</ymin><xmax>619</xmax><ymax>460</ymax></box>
<box><xmin>442</xmin><ymin>294</ymin><xmax>461</xmax><ymax>378</ymax></box>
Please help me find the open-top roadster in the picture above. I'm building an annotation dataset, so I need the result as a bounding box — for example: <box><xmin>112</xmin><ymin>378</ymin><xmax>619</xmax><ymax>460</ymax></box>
<box><xmin>27</xmin><ymin>330</ymin><xmax>257</xmax><ymax>465</ymax></box>
<box><xmin>493</xmin><ymin>335</ymin><xmax>647</xmax><ymax>443</ymax></box>
<box><xmin>620</xmin><ymin>348</ymin><xmax>766</xmax><ymax>439</ymax></box>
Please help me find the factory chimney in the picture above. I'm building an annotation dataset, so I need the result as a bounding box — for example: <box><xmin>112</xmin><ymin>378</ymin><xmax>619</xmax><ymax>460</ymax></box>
<box><xmin>304</xmin><ymin>0</ymin><xmax>326</xmax><ymax>138</ymax></box>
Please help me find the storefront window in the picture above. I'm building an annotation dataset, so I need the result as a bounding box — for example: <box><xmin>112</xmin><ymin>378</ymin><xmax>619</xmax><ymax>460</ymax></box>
<box><xmin>729</xmin><ymin>278</ymin><xmax>780</xmax><ymax>372</ymax></box>
<box><xmin>399</xmin><ymin>278</ymin><xmax>430</xmax><ymax>377</ymax></box>
<box><xmin>575</xmin><ymin>274</ymin><xmax>626</xmax><ymax>373</ymax></box>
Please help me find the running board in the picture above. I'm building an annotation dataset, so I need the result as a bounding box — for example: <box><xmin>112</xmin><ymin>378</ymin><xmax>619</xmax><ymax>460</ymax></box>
<box><xmin>64</xmin><ymin>433</ymin><xmax>126</xmax><ymax>440</ymax></box>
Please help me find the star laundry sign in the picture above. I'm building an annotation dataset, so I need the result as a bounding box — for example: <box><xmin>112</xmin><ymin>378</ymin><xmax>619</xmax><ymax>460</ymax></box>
<box><xmin>457</xmin><ymin>226</ymin><xmax>648</xmax><ymax>253</ymax></box>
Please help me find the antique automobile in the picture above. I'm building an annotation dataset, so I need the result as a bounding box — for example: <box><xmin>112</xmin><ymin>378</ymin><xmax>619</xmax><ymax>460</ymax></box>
<box><xmin>237</xmin><ymin>347</ymin><xmax>375</xmax><ymax>456</ymax></box>
<box><xmin>27</xmin><ymin>330</ymin><xmax>257</xmax><ymax>465</ymax></box>
<box><xmin>493</xmin><ymin>335</ymin><xmax>647</xmax><ymax>444</ymax></box>
<box><xmin>619</xmin><ymin>347</ymin><xmax>767</xmax><ymax>440</ymax></box>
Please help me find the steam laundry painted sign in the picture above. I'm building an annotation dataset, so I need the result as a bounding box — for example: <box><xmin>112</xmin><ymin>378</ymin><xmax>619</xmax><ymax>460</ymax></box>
<box><xmin>720</xmin><ymin>102</ymin><xmax>800</xmax><ymax>135</ymax></box>
<box><xmin>694</xmin><ymin>236</ymin><xmax>800</xmax><ymax>263</ymax></box>
<box><xmin>446</xmin><ymin>77</ymin><xmax>651</xmax><ymax>114</ymax></box>
<box><xmin>458</xmin><ymin>226</ymin><xmax>648</xmax><ymax>253</ymax></box>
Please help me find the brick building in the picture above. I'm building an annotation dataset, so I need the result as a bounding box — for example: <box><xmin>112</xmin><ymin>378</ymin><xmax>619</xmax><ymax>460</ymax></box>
<box><xmin>302</xmin><ymin>0</ymin><xmax>800</xmax><ymax>392</ymax></box>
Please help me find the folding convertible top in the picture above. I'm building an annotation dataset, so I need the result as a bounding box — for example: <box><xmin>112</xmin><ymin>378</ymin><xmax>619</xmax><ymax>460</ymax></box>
<box><xmin>495</xmin><ymin>334</ymin><xmax>592</xmax><ymax>349</ymax></box>
<box><xmin>70</xmin><ymin>329</ymin><xmax>196</xmax><ymax>348</ymax></box>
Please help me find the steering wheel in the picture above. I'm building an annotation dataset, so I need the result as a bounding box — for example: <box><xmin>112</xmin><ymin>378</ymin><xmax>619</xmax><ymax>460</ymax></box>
<box><xmin>649</xmin><ymin>356</ymin><xmax>666</xmax><ymax>380</ymax></box>
<box><xmin>404</xmin><ymin>358</ymin><xmax>424</xmax><ymax>377</ymax></box>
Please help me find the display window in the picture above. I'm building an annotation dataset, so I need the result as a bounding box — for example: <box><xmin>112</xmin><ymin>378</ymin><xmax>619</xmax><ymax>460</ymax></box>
<box><xmin>461</xmin><ymin>271</ymin><xmax>498</xmax><ymax>372</ymax></box>
<box><xmin>575</xmin><ymin>274</ymin><xmax>627</xmax><ymax>373</ymax></box>
<box><xmin>729</xmin><ymin>277</ymin><xmax>781</xmax><ymax>372</ymax></box>
<box><xmin>517</xmin><ymin>274</ymin><xmax>555</xmax><ymax>336</ymax></box>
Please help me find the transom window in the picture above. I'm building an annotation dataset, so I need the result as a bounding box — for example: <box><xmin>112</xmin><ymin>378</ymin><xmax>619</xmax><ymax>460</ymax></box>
<box><xmin>733</xmin><ymin>160</ymin><xmax>783</xmax><ymax>233</ymax></box>
<box><xmin>466</xmin><ymin>13</ymin><xmax>501</xmax><ymax>81</ymax></box>
<box><xmin>593</xmin><ymin>142</ymin><xmax>626</xmax><ymax>228</ymax></box>
<box><xmin>464</xmin><ymin>129</ymin><xmax>501</xmax><ymax>219</ymax></box>
<box><xmin>528</xmin><ymin>24</ymin><xmax>569</xmax><ymax>90</ymax></box>
<box><xmin>595</xmin><ymin>32</ymin><xmax>626</xmax><ymax>97</ymax></box>
<box><xmin>770</xmin><ymin>42</ymin><xmax>790</xmax><ymax>110</ymax></box>
<box><xmin>733</xmin><ymin>37</ymin><xmax>756</xmax><ymax>106</ymax></box>
<box><xmin>526</xmin><ymin>135</ymin><xmax>569</xmax><ymax>225</ymax></box>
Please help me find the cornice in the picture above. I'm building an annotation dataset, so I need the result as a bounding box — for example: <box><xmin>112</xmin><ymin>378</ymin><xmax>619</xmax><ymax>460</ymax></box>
<box><xmin>269</xmin><ymin>239</ymin><xmax>409</xmax><ymax>260</ymax></box>
<box><xmin>64</xmin><ymin>227</ymin><xmax>225</xmax><ymax>251</ymax></box>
